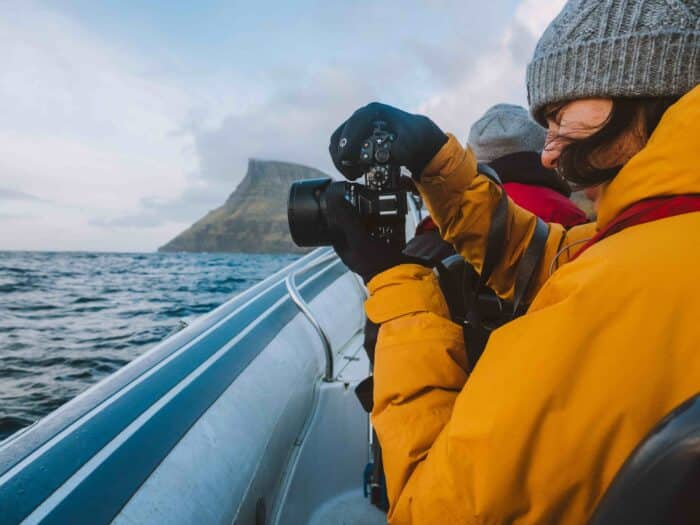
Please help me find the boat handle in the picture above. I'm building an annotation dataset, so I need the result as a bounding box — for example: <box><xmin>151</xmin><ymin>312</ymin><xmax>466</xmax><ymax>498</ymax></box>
<box><xmin>286</xmin><ymin>252</ymin><xmax>337</xmax><ymax>382</ymax></box>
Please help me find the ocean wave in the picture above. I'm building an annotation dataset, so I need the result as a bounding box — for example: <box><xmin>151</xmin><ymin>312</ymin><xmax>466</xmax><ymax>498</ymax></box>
<box><xmin>2</xmin><ymin>266</ymin><xmax>34</xmax><ymax>274</ymax></box>
<box><xmin>0</xmin><ymin>250</ymin><xmax>299</xmax><ymax>440</ymax></box>
<box><xmin>0</xmin><ymin>416</ymin><xmax>34</xmax><ymax>440</ymax></box>
<box><xmin>0</xmin><ymin>366</ymin><xmax>34</xmax><ymax>379</ymax></box>
<box><xmin>72</xmin><ymin>296</ymin><xmax>109</xmax><ymax>304</ymax></box>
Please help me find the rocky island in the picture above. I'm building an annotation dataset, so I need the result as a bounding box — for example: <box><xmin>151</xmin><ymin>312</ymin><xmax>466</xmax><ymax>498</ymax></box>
<box><xmin>159</xmin><ymin>159</ymin><xmax>330</xmax><ymax>254</ymax></box>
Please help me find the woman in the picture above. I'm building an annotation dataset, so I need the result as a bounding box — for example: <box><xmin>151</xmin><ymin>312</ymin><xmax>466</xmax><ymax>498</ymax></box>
<box><xmin>328</xmin><ymin>0</ymin><xmax>700</xmax><ymax>523</ymax></box>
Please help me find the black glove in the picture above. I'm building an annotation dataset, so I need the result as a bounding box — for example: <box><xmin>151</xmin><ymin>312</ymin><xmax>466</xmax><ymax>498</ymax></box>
<box><xmin>402</xmin><ymin>229</ymin><xmax>455</xmax><ymax>265</ymax></box>
<box><xmin>331</xmin><ymin>197</ymin><xmax>407</xmax><ymax>283</ymax></box>
<box><xmin>329</xmin><ymin>102</ymin><xmax>448</xmax><ymax>181</ymax></box>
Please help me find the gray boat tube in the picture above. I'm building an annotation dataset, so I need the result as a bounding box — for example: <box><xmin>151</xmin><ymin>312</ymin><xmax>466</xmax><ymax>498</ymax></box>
<box><xmin>0</xmin><ymin>197</ymin><xmax>422</xmax><ymax>525</ymax></box>
<box><xmin>0</xmin><ymin>248</ymin><xmax>357</xmax><ymax>523</ymax></box>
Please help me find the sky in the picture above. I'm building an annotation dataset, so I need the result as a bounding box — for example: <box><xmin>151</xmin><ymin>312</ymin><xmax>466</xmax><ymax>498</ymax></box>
<box><xmin>0</xmin><ymin>0</ymin><xmax>565</xmax><ymax>252</ymax></box>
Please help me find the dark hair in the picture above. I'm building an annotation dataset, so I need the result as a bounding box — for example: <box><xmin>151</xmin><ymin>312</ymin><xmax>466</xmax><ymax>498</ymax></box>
<box><xmin>551</xmin><ymin>96</ymin><xmax>679</xmax><ymax>188</ymax></box>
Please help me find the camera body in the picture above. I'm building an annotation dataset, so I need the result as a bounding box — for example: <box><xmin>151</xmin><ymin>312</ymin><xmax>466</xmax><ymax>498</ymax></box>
<box><xmin>288</xmin><ymin>121</ymin><xmax>407</xmax><ymax>250</ymax></box>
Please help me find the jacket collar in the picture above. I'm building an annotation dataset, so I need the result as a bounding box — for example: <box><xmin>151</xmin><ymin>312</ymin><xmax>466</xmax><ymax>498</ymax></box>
<box><xmin>597</xmin><ymin>85</ymin><xmax>700</xmax><ymax>229</ymax></box>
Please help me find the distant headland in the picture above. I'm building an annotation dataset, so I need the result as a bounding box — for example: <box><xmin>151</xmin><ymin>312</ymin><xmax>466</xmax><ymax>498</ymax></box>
<box><xmin>159</xmin><ymin>159</ymin><xmax>329</xmax><ymax>254</ymax></box>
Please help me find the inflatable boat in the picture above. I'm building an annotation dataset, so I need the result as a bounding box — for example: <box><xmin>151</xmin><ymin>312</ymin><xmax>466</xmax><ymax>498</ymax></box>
<box><xmin>2</xmin><ymin>192</ymin><xmax>700</xmax><ymax>525</ymax></box>
<box><xmin>0</xmin><ymin>196</ymin><xmax>425</xmax><ymax>525</ymax></box>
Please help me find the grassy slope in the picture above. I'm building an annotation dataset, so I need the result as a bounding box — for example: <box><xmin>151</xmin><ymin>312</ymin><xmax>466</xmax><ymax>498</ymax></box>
<box><xmin>159</xmin><ymin>160</ymin><xmax>330</xmax><ymax>253</ymax></box>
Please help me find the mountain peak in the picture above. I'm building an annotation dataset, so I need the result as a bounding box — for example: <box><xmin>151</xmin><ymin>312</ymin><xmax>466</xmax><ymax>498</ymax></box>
<box><xmin>159</xmin><ymin>159</ymin><xmax>329</xmax><ymax>254</ymax></box>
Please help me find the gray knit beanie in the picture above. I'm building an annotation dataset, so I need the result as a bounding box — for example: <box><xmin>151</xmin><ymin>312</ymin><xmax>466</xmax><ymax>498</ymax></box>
<box><xmin>467</xmin><ymin>104</ymin><xmax>546</xmax><ymax>162</ymax></box>
<box><xmin>527</xmin><ymin>0</ymin><xmax>700</xmax><ymax>123</ymax></box>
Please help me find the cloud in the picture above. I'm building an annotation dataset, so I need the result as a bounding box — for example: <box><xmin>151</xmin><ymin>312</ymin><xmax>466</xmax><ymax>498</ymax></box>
<box><xmin>0</xmin><ymin>0</ymin><xmax>567</xmax><ymax>251</ymax></box>
<box><xmin>0</xmin><ymin>1</ymin><xmax>194</xmax><ymax>250</ymax></box>
<box><xmin>182</xmin><ymin>0</ymin><xmax>567</xmax><ymax>193</ymax></box>
<box><xmin>0</xmin><ymin>188</ymin><xmax>44</xmax><ymax>202</ymax></box>
<box><xmin>0</xmin><ymin>212</ymin><xmax>33</xmax><ymax>220</ymax></box>
<box><xmin>417</xmin><ymin>0</ymin><xmax>566</xmax><ymax>140</ymax></box>
<box><xmin>91</xmin><ymin>185</ymin><xmax>225</xmax><ymax>228</ymax></box>
<box><xmin>126</xmin><ymin>1</ymin><xmax>548</xmax><ymax>232</ymax></box>
<box><xmin>105</xmin><ymin>65</ymin><xmax>370</xmax><ymax>229</ymax></box>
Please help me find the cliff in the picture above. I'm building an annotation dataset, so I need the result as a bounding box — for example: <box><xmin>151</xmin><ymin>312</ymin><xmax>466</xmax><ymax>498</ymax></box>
<box><xmin>158</xmin><ymin>159</ymin><xmax>330</xmax><ymax>254</ymax></box>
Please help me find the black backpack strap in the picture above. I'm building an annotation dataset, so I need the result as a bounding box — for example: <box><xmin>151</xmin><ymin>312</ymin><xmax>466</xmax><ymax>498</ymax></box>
<box><xmin>438</xmin><ymin>168</ymin><xmax>549</xmax><ymax>367</ymax></box>
<box><xmin>355</xmin><ymin>376</ymin><xmax>374</xmax><ymax>413</ymax></box>
<box><xmin>436</xmin><ymin>254</ymin><xmax>470</xmax><ymax>322</ymax></box>
<box><xmin>512</xmin><ymin>218</ymin><xmax>549</xmax><ymax>315</ymax></box>
<box><xmin>463</xmin><ymin>185</ymin><xmax>509</xmax><ymax>367</ymax></box>
<box><xmin>479</xmin><ymin>188</ymin><xmax>509</xmax><ymax>286</ymax></box>
<box><xmin>477</xmin><ymin>162</ymin><xmax>503</xmax><ymax>185</ymax></box>
<box><xmin>364</xmin><ymin>430</ymin><xmax>389</xmax><ymax>512</ymax></box>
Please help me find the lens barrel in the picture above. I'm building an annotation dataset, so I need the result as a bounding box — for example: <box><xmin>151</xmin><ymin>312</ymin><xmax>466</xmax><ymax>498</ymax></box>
<box><xmin>287</xmin><ymin>178</ymin><xmax>334</xmax><ymax>247</ymax></box>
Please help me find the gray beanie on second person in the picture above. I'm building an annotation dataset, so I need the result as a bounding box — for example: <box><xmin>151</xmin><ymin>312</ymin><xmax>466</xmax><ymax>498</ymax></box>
<box><xmin>467</xmin><ymin>104</ymin><xmax>546</xmax><ymax>162</ymax></box>
<box><xmin>527</xmin><ymin>0</ymin><xmax>700</xmax><ymax>123</ymax></box>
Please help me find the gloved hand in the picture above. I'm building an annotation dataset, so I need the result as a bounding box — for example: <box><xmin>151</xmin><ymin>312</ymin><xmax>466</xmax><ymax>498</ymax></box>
<box><xmin>402</xmin><ymin>228</ymin><xmax>455</xmax><ymax>266</ymax></box>
<box><xmin>329</xmin><ymin>102</ymin><xmax>448</xmax><ymax>181</ymax></box>
<box><xmin>331</xmin><ymin>197</ymin><xmax>407</xmax><ymax>283</ymax></box>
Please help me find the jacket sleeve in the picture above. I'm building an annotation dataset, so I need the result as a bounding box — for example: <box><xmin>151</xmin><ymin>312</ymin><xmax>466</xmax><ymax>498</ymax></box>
<box><xmin>365</xmin><ymin>264</ymin><xmax>469</xmax><ymax>520</ymax></box>
<box><xmin>416</xmin><ymin>134</ymin><xmax>596</xmax><ymax>301</ymax></box>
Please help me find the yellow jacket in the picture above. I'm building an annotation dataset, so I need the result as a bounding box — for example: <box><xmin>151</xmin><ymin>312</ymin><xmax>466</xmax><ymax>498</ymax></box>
<box><xmin>366</xmin><ymin>86</ymin><xmax>700</xmax><ymax>524</ymax></box>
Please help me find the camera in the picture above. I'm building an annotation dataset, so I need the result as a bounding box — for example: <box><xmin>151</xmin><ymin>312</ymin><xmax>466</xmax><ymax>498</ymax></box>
<box><xmin>287</xmin><ymin>121</ymin><xmax>407</xmax><ymax>250</ymax></box>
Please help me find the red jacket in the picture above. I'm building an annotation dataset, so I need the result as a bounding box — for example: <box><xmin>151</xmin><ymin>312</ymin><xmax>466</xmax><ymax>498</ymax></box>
<box><xmin>503</xmin><ymin>182</ymin><xmax>588</xmax><ymax>227</ymax></box>
<box><xmin>488</xmin><ymin>151</ymin><xmax>588</xmax><ymax>228</ymax></box>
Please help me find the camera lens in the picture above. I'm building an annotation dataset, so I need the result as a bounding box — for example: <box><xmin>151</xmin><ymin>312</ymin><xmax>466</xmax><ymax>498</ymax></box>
<box><xmin>287</xmin><ymin>178</ymin><xmax>334</xmax><ymax>247</ymax></box>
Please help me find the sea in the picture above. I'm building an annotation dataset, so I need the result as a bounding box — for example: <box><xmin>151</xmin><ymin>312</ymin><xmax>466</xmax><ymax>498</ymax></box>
<box><xmin>0</xmin><ymin>251</ymin><xmax>299</xmax><ymax>441</ymax></box>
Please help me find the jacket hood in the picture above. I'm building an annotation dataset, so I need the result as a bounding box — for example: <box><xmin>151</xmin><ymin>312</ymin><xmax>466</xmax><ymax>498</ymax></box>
<box><xmin>597</xmin><ymin>84</ymin><xmax>700</xmax><ymax>229</ymax></box>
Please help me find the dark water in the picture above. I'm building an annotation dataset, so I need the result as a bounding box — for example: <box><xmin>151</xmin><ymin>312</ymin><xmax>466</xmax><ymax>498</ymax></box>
<box><xmin>0</xmin><ymin>251</ymin><xmax>299</xmax><ymax>441</ymax></box>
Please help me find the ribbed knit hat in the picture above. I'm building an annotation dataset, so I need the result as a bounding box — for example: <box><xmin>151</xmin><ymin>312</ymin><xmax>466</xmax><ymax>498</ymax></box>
<box><xmin>468</xmin><ymin>104</ymin><xmax>546</xmax><ymax>162</ymax></box>
<box><xmin>527</xmin><ymin>0</ymin><xmax>700</xmax><ymax>124</ymax></box>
